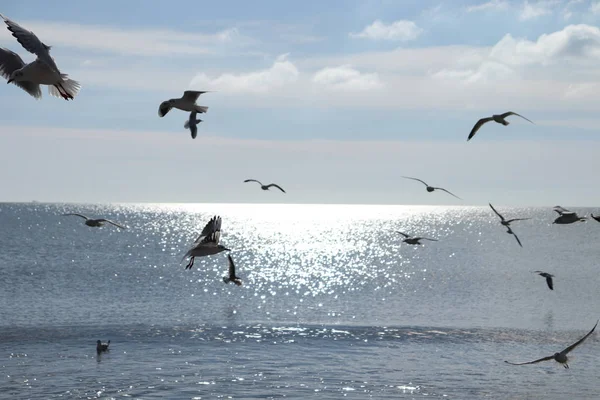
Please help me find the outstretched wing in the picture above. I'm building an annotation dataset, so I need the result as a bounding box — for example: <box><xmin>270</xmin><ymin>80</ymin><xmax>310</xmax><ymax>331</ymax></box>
<box><xmin>504</xmin><ymin>355</ymin><xmax>555</xmax><ymax>366</ymax></box>
<box><xmin>561</xmin><ymin>320</ymin><xmax>598</xmax><ymax>355</ymax></box>
<box><xmin>468</xmin><ymin>117</ymin><xmax>494</xmax><ymax>141</ymax></box>
<box><xmin>509</xmin><ymin>230</ymin><xmax>523</xmax><ymax>247</ymax></box>
<box><xmin>227</xmin><ymin>254</ymin><xmax>236</xmax><ymax>278</ymax></box>
<box><xmin>183</xmin><ymin>90</ymin><xmax>209</xmax><ymax>103</ymax></box>
<box><xmin>0</xmin><ymin>48</ymin><xmax>41</xmax><ymax>98</ymax></box>
<box><xmin>266</xmin><ymin>183</ymin><xmax>286</xmax><ymax>193</ymax></box>
<box><xmin>158</xmin><ymin>101</ymin><xmax>172</xmax><ymax>117</ymax></box>
<box><xmin>63</xmin><ymin>213</ymin><xmax>89</xmax><ymax>220</ymax></box>
<box><xmin>402</xmin><ymin>176</ymin><xmax>429</xmax><ymax>187</ymax></box>
<box><xmin>500</xmin><ymin>112</ymin><xmax>534</xmax><ymax>124</ymax></box>
<box><xmin>396</xmin><ymin>231</ymin><xmax>411</xmax><ymax>238</ymax></box>
<box><xmin>545</xmin><ymin>276</ymin><xmax>554</xmax><ymax>290</ymax></box>
<box><xmin>505</xmin><ymin>218</ymin><xmax>530</xmax><ymax>223</ymax></box>
<box><xmin>98</xmin><ymin>219</ymin><xmax>127</xmax><ymax>229</ymax></box>
<box><xmin>418</xmin><ymin>237</ymin><xmax>438</xmax><ymax>242</ymax></box>
<box><xmin>435</xmin><ymin>187</ymin><xmax>462</xmax><ymax>200</ymax></box>
<box><xmin>0</xmin><ymin>14</ymin><xmax>60</xmax><ymax>74</ymax></box>
<box><xmin>194</xmin><ymin>216</ymin><xmax>222</xmax><ymax>244</ymax></box>
<box><xmin>489</xmin><ymin>203</ymin><xmax>505</xmax><ymax>221</ymax></box>
<box><xmin>553</xmin><ymin>206</ymin><xmax>572</xmax><ymax>215</ymax></box>
<box><xmin>244</xmin><ymin>179</ymin><xmax>263</xmax><ymax>186</ymax></box>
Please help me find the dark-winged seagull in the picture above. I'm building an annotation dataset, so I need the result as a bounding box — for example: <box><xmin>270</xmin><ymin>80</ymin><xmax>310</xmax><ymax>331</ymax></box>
<box><xmin>223</xmin><ymin>254</ymin><xmax>242</xmax><ymax>286</ymax></box>
<box><xmin>489</xmin><ymin>203</ymin><xmax>531</xmax><ymax>227</ymax></box>
<box><xmin>468</xmin><ymin>112</ymin><xmax>533</xmax><ymax>141</ymax></box>
<box><xmin>63</xmin><ymin>213</ymin><xmax>126</xmax><ymax>229</ymax></box>
<box><xmin>533</xmin><ymin>271</ymin><xmax>554</xmax><ymax>290</ymax></box>
<box><xmin>0</xmin><ymin>14</ymin><xmax>80</xmax><ymax>100</ymax></box>
<box><xmin>396</xmin><ymin>231</ymin><xmax>438</xmax><ymax>245</ymax></box>
<box><xmin>96</xmin><ymin>340</ymin><xmax>110</xmax><ymax>354</ymax></box>
<box><xmin>184</xmin><ymin>111</ymin><xmax>202</xmax><ymax>139</ymax></box>
<box><xmin>158</xmin><ymin>90</ymin><xmax>210</xmax><ymax>117</ymax></box>
<box><xmin>402</xmin><ymin>177</ymin><xmax>461</xmax><ymax>200</ymax></box>
<box><xmin>183</xmin><ymin>215</ymin><xmax>230</xmax><ymax>270</ymax></box>
<box><xmin>244</xmin><ymin>179</ymin><xmax>286</xmax><ymax>193</ymax></box>
<box><xmin>505</xmin><ymin>320</ymin><xmax>598</xmax><ymax>369</ymax></box>
<box><xmin>590</xmin><ymin>214</ymin><xmax>600</xmax><ymax>223</ymax></box>
<box><xmin>552</xmin><ymin>206</ymin><xmax>586</xmax><ymax>224</ymax></box>
<box><xmin>505</xmin><ymin>227</ymin><xmax>523</xmax><ymax>248</ymax></box>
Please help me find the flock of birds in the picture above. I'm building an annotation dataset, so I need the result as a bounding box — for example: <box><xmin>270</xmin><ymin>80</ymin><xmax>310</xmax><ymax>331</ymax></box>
<box><xmin>1</xmin><ymin>13</ymin><xmax>597</xmax><ymax>369</ymax></box>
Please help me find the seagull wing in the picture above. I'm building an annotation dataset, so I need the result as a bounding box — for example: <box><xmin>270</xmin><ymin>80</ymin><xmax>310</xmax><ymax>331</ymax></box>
<box><xmin>396</xmin><ymin>231</ymin><xmax>411</xmax><ymax>238</ymax></box>
<box><xmin>402</xmin><ymin>176</ymin><xmax>429</xmax><ymax>187</ymax></box>
<box><xmin>560</xmin><ymin>320</ymin><xmax>598</xmax><ymax>355</ymax></box>
<box><xmin>545</xmin><ymin>275</ymin><xmax>554</xmax><ymax>290</ymax></box>
<box><xmin>63</xmin><ymin>213</ymin><xmax>89</xmax><ymax>220</ymax></box>
<box><xmin>418</xmin><ymin>237</ymin><xmax>438</xmax><ymax>242</ymax></box>
<box><xmin>227</xmin><ymin>254</ymin><xmax>236</xmax><ymax>279</ymax></box>
<box><xmin>0</xmin><ymin>14</ymin><xmax>60</xmax><ymax>74</ymax></box>
<box><xmin>510</xmin><ymin>230</ymin><xmax>523</xmax><ymax>247</ymax></box>
<box><xmin>190</xmin><ymin>124</ymin><xmax>197</xmax><ymax>139</ymax></box>
<box><xmin>182</xmin><ymin>90</ymin><xmax>209</xmax><ymax>103</ymax></box>
<box><xmin>500</xmin><ymin>112</ymin><xmax>534</xmax><ymax>124</ymax></box>
<box><xmin>591</xmin><ymin>214</ymin><xmax>600</xmax><ymax>222</ymax></box>
<box><xmin>505</xmin><ymin>218</ymin><xmax>531</xmax><ymax>223</ymax></box>
<box><xmin>0</xmin><ymin>48</ymin><xmax>41</xmax><ymax>98</ymax></box>
<box><xmin>467</xmin><ymin>117</ymin><xmax>493</xmax><ymax>141</ymax></box>
<box><xmin>265</xmin><ymin>183</ymin><xmax>286</xmax><ymax>193</ymax></box>
<box><xmin>158</xmin><ymin>101</ymin><xmax>172</xmax><ymax>117</ymax></box>
<box><xmin>434</xmin><ymin>187</ymin><xmax>462</xmax><ymax>200</ymax></box>
<box><xmin>504</xmin><ymin>355</ymin><xmax>555</xmax><ymax>366</ymax></box>
<box><xmin>553</xmin><ymin>206</ymin><xmax>571</xmax><ymax>215</ymax></box>
<box><xmin>488</xmin><ymin>203</ymin><xmax>505</xmax><ymax>221</ymax></box>
<box><xmin>194</xmin><ymin>216</ymin><xmax>222</xmax><ymax>244</ymax></box>
<box><xmin>244</xmin><ymin>179</ymin><xmax>263</xmax><ymax>186</ymax></box>
<box><xmin>98</xmin><ymin>219</ymin><xmax>127</xmax><ymax>229</ymax></box>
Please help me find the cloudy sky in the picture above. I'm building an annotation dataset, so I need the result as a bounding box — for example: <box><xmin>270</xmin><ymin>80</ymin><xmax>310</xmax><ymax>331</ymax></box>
<box><xmin>0</xmin><ymin>0</ymin><xmax>599</xmax><ymax>206</ymax></box>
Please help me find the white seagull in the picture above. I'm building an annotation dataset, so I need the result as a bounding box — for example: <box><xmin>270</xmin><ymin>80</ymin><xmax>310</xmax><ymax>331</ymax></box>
<box><xmin>63</xmin><ymin>213</ymin><xmax>126</xmax><ymax>229</ymax></box>
<box><xmin>505</xmin><ymin>320</ymin><xmax>598</xmax><ymax>369</ymax></box>
<box><xmin>396</xmin><ymin>231</ymin><xmax>438</xmax><ymax>245</ymax></box>
<box><xmin>223</xmin><ymin>254</ymin><xmax>242</xmax><ymax>286</ymax></box>
<box><xmin>244</xmin><ymin>179</ymin><xmax>286</xmax><ymax>193</ymax></box>
<box><xmin>468</xmin><ymin>112</ymin><xmax>533</xmax><ymax>141</ymax></box>
<box><xmin>183</xmin><ymin>215</ymin><xmax>230</xmax><ymax>270</ymax></box>
<box><xmin>0</xmin><ymin>14</ymin><xmax>80</xmax><ymax>100</ymax></box>
<box><xmin>402</xmin><ymin>176</ymin><xmax>461</xmax><ymax>200</ymax></box>
<box><xmin>552</xmin><ymin>206</ymin><xmax>586</xmax><ymax>224</ymax></box>
<box><xmin>158</xmin><ymin>90</ymin><xmax>210</xmax><ymax>117</ymax></box>
<box><xmin>184</xmin><ymin>111</ymin><xmax>203</xmax><ymax>139</ymax></box>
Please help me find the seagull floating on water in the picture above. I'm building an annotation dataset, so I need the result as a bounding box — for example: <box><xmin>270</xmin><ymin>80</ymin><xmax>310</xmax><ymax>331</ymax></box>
<box><xmin>96</xmin><ymin>340</ymin><xmax>110</xmax><ymax>354</ymax></box>
<box><xmin>63</xmin><ymin>213</ymin><xmax>126</xmax><ymax>229</ymax></box>
<box><xmin>533</xmin><ymin>271</ymin><xmax>554</xmax><ymax>290</ymax></box>
<box><xmin>402</xmin><ymin>177</ymin><xmax>461</xmax><ymax>200</ymax></box>
<box><xmin>0</xmin><ymin>14</ymin><xmax>80</xmax><ymax>100</ymax></box>
<box><xmin>183</xmin><ymin>215</ymin><xmax>230</xmax><ymax>270</ymax></box>
<box><xmin>244</xmin><ymin>179</ymin><xmax>286</xmax><ymax>193</ymax></box>
<box><xmin>505</xmin><ymin>320</ymin><xmax>598</xmax><ymax>369</ymax></box>
<box><xmin>184</xmin><ymin>111</ymin><xmax>203</xmax><ymax>139</ymax></box>
<box><xmin>552</xmin><ymin>206</ymin><xmax>586</xmax><ymax>224</ymax></box>
<box><xmin>223</xmin><ymin>254</ymin><xmax>242</xmax><ymax>286</ymax></box>
<box><xmin>158</xmin><ymin>90</ymin><xmax>210</xmax><ymax>117</ymax></box>
<box><xmin>467</xmin><ymin>112</ymin><xmax>533</xmax><ymax>141</ymax></box>
<box><xmin>396</xmin><ymin>231</ymin><xmax>438</xmax><ymax>245</ymax></box>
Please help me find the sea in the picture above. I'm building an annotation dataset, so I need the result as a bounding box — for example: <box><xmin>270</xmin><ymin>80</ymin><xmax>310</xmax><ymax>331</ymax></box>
<box><xmin>0</xmin><ymin>202</ymin><xmax>599</xmax><ymax>399</ymax></box>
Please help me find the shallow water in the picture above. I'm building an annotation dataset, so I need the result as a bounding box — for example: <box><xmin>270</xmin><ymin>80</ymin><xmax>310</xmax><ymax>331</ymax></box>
<box><xmin>0</xmin><ymin>203</ymin><xmax>599</xmax><ymax>399</ymax></box>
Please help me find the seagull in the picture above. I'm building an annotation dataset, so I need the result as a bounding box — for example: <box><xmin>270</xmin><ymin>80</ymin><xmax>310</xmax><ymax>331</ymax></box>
<box><xmin>223</xmin><ymin>254</ymin><xmax>242</xmax><ymax>286</ymax></box>
<box><xmin>590</xmin><ymin>214</ymin><xmax>600</xmax><ymax>223</ymax></box>
<box><xmin>533</xmin><ymin>271</ymin><xmax>554</xmax><ymax>290</ymax></box>
<box><xmin>505</xmin><ymin>227</ymin><xmax>523</xmax><ymax>248</ymax></box>
<box><xmin>96</xmin><ymin>340</ymin><xmax>110</xmax><ymax>354</ymax></box>
<box><xmin>552</xmin><ymin>206</ymin><xmax>586</xmax><ymax>224</ymax></box>
<box><xmin>244</xmin><ymin>179</ymin><xmax>286</xmax><ymax>193</ymax></box>
<box><xmin>467</xmin><ymin>112</ymin><xmax>533</xmax><ymax>141</ymax></box>
<box><xmin>396</xmin><ymin>231</ymin><xmax>438</xmax><ymax>245</ymax></box>
<box><xmin>402</xmin><ymin>177</ymin><xmax>461</xmax><ymax>200</ymax></box>
<box><xmin>184</xmin><ymin>111</ymin><xmax>203</xmax><ymax>139</ymax></box>
<box><xmin>505</xmin><ymin>320</ymin><xmax>598</xmax><ymax>369</ymax></box>
<box><xmin>63</xmin><ymin>213</ymin><xmax>126</xmax><ymax>229</ymax></box>
<box><xmin>158</xmin><ymin>90</ymin><xmax>210</xmax><ymax>117</ymax></box>
<box><xmin>183</xmin><ymin>215</ymin><xmax>230</xmax><ymax>270</ymax></box>
<box><xmin>0</xmin><ymin>14</ymin><xmax>80</xmax><ymax>100</ymax></box>
<box><xmin>489</xmin><ymin>203</ymin><xmax>531</xmax><ymax>227</ymax></box>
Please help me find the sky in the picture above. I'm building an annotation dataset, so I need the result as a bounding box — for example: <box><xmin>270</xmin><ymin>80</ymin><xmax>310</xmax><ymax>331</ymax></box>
<box><xmin>0</xmin><ymin>0</ymin><xmax>599</xmax><ymax>206</ymax></box>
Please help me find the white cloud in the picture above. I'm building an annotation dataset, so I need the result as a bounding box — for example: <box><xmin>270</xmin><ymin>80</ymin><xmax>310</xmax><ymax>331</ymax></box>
<box><xmin>190</xmin><ymin>54</ymin><xmax>299</xmax><ymax>93</ymax></box>
<box><xmin>519</xmin><ymin>0</ymin><xmax>556</xmax><ymax>20</ymax></box>
<box><xmin>312</xmin><ymin>66</ymin><xmax>382</xmax><ymax>91</ymax></box>
<box><xmin>349</xmin><ymin>20</ymin><xmax>423</xmax><ymax>41</ymax></box>
<box><xmin>466</xmin><ymin>0</ymin><xmax>509</xmax><ymax>12</ymax></box>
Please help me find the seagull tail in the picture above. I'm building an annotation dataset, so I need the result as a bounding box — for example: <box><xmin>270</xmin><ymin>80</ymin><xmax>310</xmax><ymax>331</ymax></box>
<box><xmin>195</xmin><ymin>105</ymin><xmax>209</xmax><ymax>113</ymax></box>
<box><xmin>48</xmin><ymin>76</ymin><xmax>81</xmax><ymax>99</ymax></box>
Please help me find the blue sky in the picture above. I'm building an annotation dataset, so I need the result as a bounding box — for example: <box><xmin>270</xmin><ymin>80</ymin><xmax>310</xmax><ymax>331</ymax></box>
<box><xmin>1</xmin><ymin>0</ymin><xmax>600</xmax><ymax>205</ymax></box>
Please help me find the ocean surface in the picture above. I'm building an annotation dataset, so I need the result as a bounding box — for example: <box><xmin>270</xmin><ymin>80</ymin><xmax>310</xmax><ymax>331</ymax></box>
<box><xmin>1</xmin><ymin>202</ymin><xmax>599</xmax><ymax>399</ymax></box>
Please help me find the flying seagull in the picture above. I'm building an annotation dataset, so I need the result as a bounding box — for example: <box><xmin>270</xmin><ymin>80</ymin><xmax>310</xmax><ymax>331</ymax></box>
<box><xmin>533</xmin><ymin>271</ymin><xmax>554</xmax><ymax>290</ymax></box>
<box><xmin>0</xmin><ymin>14</ymin><xmax>80</xmax><ymax>100</ymax></box>
<box><xmin>590</xmin><ymin>214</ymin><xmax>600</xmax><ymax>223</ymax></box>
<box><xmin>182</xmin><ymin>215</ymin><xmax>230</xmax><ymax>270</ymax></box>
<box><xmin>184</xmin><ymin>111</ymin><xmax>203</xmax><ymax>139</ymax></box>
<box><xmin>505</xmin><ymin>227</ymin><xmax>523</xmax><ymax>248</ymax></box>
<box><xmin>96</xmin><ymin>340</ymin><xmax>110</xmax><ymax>354</ymax></box>
<box><xmin>402</xmin><ymin>177</ymin><xmax>461</xmax><ymax>200</ymax></box>
<box><xmin>244</xmin><ymin>179</ymin><xmax>286</xmax><ymax>193</ymax></box>
<box><xmin>63</xmin><ymin>213</ymin><xmax>126</xmax><ymax>229</ymax></box>
<box><xmin>223</xmin><ymin>254</ymin><xmax>242</xmax><ymax>286</ymax></box>
<box><xmin>158</xmin><ymin>90</ymin><xmax>210</xmax><ymax>117</ymax></box>
<box><xmin>489</xmin><ymin>203</ymin><xmax>531</xmax><ymax>227</ymax></box>
<box><xmin>552</xmin><ymin>206</ymin><xmax>586</xmax><ymax>224</ymax></box>
<box><xmin>505</xmin><ymin>320</ymin><xmax>598</xmax><ymax>369</ymax></box>
<box><xmin>468</xmin><ymin>112</ymin><xmax>533</xmax><ymax>141</ymax></box>
<box><xmin>396</xmin><ymin>231</ymin><xmax>438</xmax><ymax>245</ymax></box>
